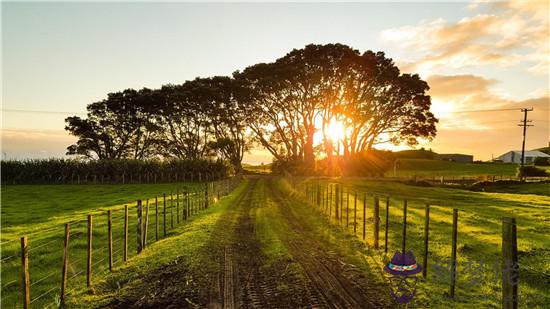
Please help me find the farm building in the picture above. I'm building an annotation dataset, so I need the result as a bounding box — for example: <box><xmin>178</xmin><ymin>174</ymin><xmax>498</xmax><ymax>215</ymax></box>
<box><xmin>434</xmin><ymin>153</ymin><xmax>474</xmax><ymax>163</ymax></box>
<box><xmin>497</xmin><ymin>150</ymin><xmax>550</xmax><ymax>164</ymax></box>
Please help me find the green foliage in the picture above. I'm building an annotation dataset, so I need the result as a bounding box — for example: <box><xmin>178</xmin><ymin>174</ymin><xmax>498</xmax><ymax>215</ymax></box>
<box><xmin>1</xmin><ymin>158</ymin><xmax>229</xmax><ymax>184</ymax></box>
<box><xmin>236</xmin><ymin>44</ymin><xmax>437</xmax><ymax>168</ymax></box>
<box><xmin>65</xmin><ymin>78</ymin><xmax>250</xmax><ymax>170</ymax></box>
<box><xmin>533</xmin><ymin>156</ymin><xmax>550</xmax><ymax>166</ymax></box>
<box><xmin>517</xmin><ymin>165</ymin><xmax>549</xmax><ymax>177</ymax></box>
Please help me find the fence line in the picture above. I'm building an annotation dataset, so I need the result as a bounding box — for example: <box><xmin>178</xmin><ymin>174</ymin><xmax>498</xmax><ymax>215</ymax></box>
<box><xmin>1</xmin><ymin>175</ymin><xmax>242</xmax><ymax>308</ymax></box>
<box><xmin>300</xmin><ymin>178</ymin><xmax>522</xmax><ymax>307</ymax></box>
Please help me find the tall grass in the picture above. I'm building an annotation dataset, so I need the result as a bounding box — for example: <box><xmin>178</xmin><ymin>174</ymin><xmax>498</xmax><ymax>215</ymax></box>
<box><xmin>1</xmin><ymin>158</ymin><xmax>230</xmax><ymax>184</ymax></box>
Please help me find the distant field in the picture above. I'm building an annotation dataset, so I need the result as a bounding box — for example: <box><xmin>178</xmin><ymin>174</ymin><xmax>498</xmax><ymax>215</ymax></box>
<box><xmin>390</xmin><ymin>159</ymin><xmax>521</xmax><ymax>177</ymax></box>
<box><xmin>1</xmin><ymin>182</ymin><xmax>206</xmax><ymax>308</ymax></box>
<box><xmin>303</xmin><ymin>177</ymin><xmax>550</xmax><ymax>308</ymax></box>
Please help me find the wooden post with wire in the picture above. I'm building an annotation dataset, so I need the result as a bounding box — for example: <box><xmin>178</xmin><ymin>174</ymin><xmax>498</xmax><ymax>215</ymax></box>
<box><xmin>108</xmin><ymin>210</ymin><xmax>113</xmax><ymax>271</ymax></box>
<box><xmin>362</xmin><ymin>193</ymin><xmax>367</xmax><ymax>241</ymax></box>
<box><xmin>502</xmin><ymin>217</ymin><xmax>518</xmax><ymax>309</ymax></box>
<box><xmin>423</xmin><ymin>204</ymin><xmax>430</xmax><ymax>278</ymax></box>
<box><xmin>60</xmin><ymin>224</ymin><xmax>70</xmax><ymax>306</ymax></box>
<box><xmin>373</xmin><ymin>196</ymin><xmax>380</xmax><ymax>249</ymax></box>
<box><xmin>155</xmin><ymin>197</ymin><xmax>159</xmax><ymax>241</ymax></box>
<box><xmin>136</xmin><ymin>200</ymin><xmax>143</xmax><ymax>254</ymax></box>
<box><xmin>385</xmin><ymin>197</ymin><xmax>390</xmax><ymax>253</ymax></box>
<box><xmin>176</xmin><ymin>191</ymin><xmax>180</xmax><ymax>224</ymax></box>
<box><xmin>354</xmin><ymin>192</ymin><xmax>357</xmax><ymax>235</ymax></box>
<box><xmin>87</xmin><ymin>214</ymin><xmax>93</xmax><ymax>288</ymax></box>
<box><xmin>402</xmin><ymin>200</ymin><xmax>407</xmax><ymax>254</ymax></box>
<box><xmin>143</xmin><ymin>199</ymin><xmax>149</xmax><ymax>248</ymax></box>
<box><xmin>163</xmin><ymin>193</ymin><xmax>167</xmax><ymax>237</ymax></box>
<box><xmin>124</xmin><ymin>205</ymin><xmax>128</xmax><ymax>261</ymax></box>
<box><xmin>21</xmin><ymin>236</ymin><xmax>30</xmax><ymax>309</ymax></box>
<box><xmin>449</xmin><ymin>209</ymin><xmax>458</xmax><ymax>298</ymax></box>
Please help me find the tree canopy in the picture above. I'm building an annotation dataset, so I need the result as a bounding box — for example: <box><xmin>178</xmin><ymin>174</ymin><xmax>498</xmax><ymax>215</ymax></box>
<box><xmin>65</xmin><ymin>43</ymin><xmax>438</xmax><ymax>174</ymax></box>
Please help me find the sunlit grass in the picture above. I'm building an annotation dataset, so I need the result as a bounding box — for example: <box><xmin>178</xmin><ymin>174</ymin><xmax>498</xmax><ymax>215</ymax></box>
<box><xmin>300</xmin><ymin>177</ymin><xmax>550</xmax><ymax>308</ymax></box>
<box><xmin>1</xmin><ymin>182</ymin><xmax>208</xmax><ymax>308</ymax></box>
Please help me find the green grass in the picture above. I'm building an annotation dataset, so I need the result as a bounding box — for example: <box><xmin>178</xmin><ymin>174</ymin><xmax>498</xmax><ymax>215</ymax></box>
<box><xmin>65</xmin><ymin>180</ymin><xmax>249</xmax><ymax>308</ymax></box>
<box><xmin>300</xmin><ymin>177</ymin><xmax>550</xmax><ymax>308</ymax></box>
<box><xmin>476</xmin><ymin>183</ymin><xmax>550</xmax><ymax>196</ymax></box>
<box><xmin>390</xmin><ymin>159</ymin><xmax>520</xmax><ymax>177</ymax></box>
<box><xmin>0</xmin><ymin>182</ymin><xmax>218</xmax><ymax>308</ymax></box>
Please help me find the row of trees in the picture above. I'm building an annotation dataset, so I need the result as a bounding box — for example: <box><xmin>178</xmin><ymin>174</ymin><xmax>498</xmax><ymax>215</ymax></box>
<box><xmin>66</xmin><ymin>44</ymin><xmax>438</xmax><ymax>174</ymax></box>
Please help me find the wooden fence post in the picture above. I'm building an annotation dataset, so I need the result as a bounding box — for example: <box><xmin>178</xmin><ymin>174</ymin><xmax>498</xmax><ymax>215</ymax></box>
<box><xmin>155</xmin><ymin>197</ymin><xmax>159</xmax><ymax>241</ymax></box>
<box><xmin>143</xmin><ymin>199</ymin><xmax>149</xmax><ymax>248</ymax></box>
<box><xmin>136</xmin><ymin>200</ymin><xmax>143</xmax><ymax>254</ymax></box>
<box><xmin>354</xmin><ymin>192</ymin><xmax>357</xmax><ymax>235</ymax></box>
<box><xmin>170</xmin><ymin>193</ymin><xmax>174</xmax><ymax>228</ymax></box>
<box><xmin>362</xmin><ymin>194</ymin><xmax>367</xmax><ymax>241</ymax></box>
<box><xmin>176</xmin><ymin>191</ymin><xmax>180</xmax><ymax>224</ymax></box>
<box><xmin>21</xmin><ymin>236</ymin><xmax>30</xmax><ymax>309</ymax></box>
<box><xmin>163</xmin><ymin>193</ymin><xmax>167</xmax><ymax>237</ymax></box>
<box><xmin>124</xmin><ymin>205</ymin><xmax>128</xmax><ymax>261</ymax></box>
<box><xmin>329</xmin><ymin>184</ymin><xmax>333</xmax><ymax>218</ymax></box>
<box><xmin>335</xmin><ymin>185</ymin><xmax>340</xmax><ymax>220</ymax></box>
<box><xmin>87</xmin><ymin>214</ymin><xmax>93</xmax><ymax>287</ymax></box>
<box><xmin>502</xmin><ymin>217</ymin><xmax>518</xmax><ymax>309</ymax></box>
<box><xmin>385</xmin><ymin>197</ymin><xmax>390</xmax><ymax>254</ymax></box>
<box><xmin>316</xmin><ymin>181</ymin><xmax>320</xmax><ymax>207</ymax></box>
<box><xmin>373</xmin><ymin>196</ymin><xmax>380</xmax><ymax>249</ymax></box>
<box><xmin>108</xmin><ymin>210</ymin><xmax>113</xmax><ymax>271</ymax></box>
<box><xmin>205</xmin><ymin>184</ymin><xmax>209</xmax><ymax>209</ymax></box>
<box><xmin>60</xmin><ymin>224</ymin><xmax>70</xmax><ymax>306</ymax></box>
<box><xmin>346</xmin><ymin>192</ymin><xmax>350</xmax><ymax>227</ymax></box>
<box><xmin>423</xmin><ymin>204</ymin><xmax>430</xmax><ymax>278</ymax></box>
<box><xmin>402</xmin><ymin>200</ymin><xmax>407</xmax><ymax>254</ymax></box>
<box><xmin>450</xmin><ymin>208</ymin><xmax>458</xmax><ymax>298</ymax></box>
<box><xmin>186</xmin><ymin>192</ymin><xmax>190</xmax><ymax>219</ymax></box>
<box><xmin>340</xmin><ymin>188</ymin><xmax>344</xmax><ymax>225</ymax></box>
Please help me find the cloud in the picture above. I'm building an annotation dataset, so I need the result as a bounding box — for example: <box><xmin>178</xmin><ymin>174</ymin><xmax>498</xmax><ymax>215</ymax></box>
<box><xmin>427</xmin><ymin>74</ymin><xmax>497</xmax><ymax>98</ymax></box>
<box><xmin>426</xmin><ymin>73</ymin><xmax>549</xmax><ymax>135</ymax></box>
<box><xmin>382</xmin><ymin>1</ymin><xmax>549</xmax><ymax>76</ymax></box>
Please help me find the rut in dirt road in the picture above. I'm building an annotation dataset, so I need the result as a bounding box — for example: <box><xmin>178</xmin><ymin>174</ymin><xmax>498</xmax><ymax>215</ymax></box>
<box><xmin>98</xmin><ymin>177</ymin><xmax>393</xmax><ymax>309</ymax></box>
<box><xmin>212</xmin><ymin>177</ymin><xmax>282</xmax><ymax>309</ymax></box>
<box><xmin>266</xmin><ymin>179</ymin><xmax>394</xmax><ymax>309</ymax></box>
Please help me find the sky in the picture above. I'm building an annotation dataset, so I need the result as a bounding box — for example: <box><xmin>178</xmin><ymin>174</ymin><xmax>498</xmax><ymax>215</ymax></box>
<box><xmin>2</xmin><ymin>1</ymin><xmax>549</xmax><ymax>163</ymax></box>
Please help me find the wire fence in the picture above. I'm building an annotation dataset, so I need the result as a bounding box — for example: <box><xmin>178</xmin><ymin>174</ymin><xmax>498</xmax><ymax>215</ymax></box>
<box><xmin>0</xmin><ymin>175</ymin><xmax>241</xmax><ymax>308</ymax></box>
<box><xmin>296</xmin><ymin>177</ymin><xmax>549</xmax><ymax>308</ymax></box>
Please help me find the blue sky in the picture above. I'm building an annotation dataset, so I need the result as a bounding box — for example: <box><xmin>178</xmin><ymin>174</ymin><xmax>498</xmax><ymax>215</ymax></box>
<box><xmin>2</xmin><ymin>1</ymin><xmax>548</xmax><ymax>162</ymax></box>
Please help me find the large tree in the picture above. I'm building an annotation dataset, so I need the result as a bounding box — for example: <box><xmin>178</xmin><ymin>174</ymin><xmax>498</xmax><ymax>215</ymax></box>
<box><xmin>236</xmin><ymin>44</ymin><xmax>437</xmax><ymax>171</ymax></box>
<box><xmin>235</xmin><ymin>44</ymin><xmax>359</xmax><ymax>170</ymax></box>
<box><xmin>65</xmin><ymin>88</ymin><xmax>163</xmax><ymax>159</ymax></box>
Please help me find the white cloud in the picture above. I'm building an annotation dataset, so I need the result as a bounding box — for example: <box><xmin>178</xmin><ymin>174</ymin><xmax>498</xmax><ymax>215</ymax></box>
<box><xmin>381</xmin><ymin>1</ymin><xmax>549</xmax><ymax>76</ymax></box>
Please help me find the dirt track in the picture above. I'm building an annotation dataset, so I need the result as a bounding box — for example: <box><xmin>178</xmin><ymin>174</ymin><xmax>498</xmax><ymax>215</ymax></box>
<box><xmin>103</xmin><ymin>177</ymin><xmax>393</xmax><ymax>308</ymax></box>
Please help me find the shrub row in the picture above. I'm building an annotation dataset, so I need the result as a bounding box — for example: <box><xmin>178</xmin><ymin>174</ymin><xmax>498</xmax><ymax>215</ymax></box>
<box><xmin>1</xmin><ymin>159</ymin><xmax>231</xmax><ymax>185</ymax></box>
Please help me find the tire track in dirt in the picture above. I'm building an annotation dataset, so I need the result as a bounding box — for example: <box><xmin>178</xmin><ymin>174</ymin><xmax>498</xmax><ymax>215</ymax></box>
<box><xmin>267</xmin><ymin>179</ymin><xmax>394</xmax><ymax>308</ymax></box>
<box><xmin>210</xmin><ymin>177</ymin><xmax>282</xmax><ymax>309</ymax></box>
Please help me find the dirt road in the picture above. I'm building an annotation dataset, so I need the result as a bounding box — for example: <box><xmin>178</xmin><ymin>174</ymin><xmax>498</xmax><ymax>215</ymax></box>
<box><xmin>102</xmin><ymin>177</ymin><xmax>394</xmax><ymax>308</ymax></box>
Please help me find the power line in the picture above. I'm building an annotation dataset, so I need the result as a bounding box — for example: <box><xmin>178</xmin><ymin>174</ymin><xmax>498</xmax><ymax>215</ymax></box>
<box><xmin>0</xmin><ymin>109</ymin><xmax>85</xmax><ymax>115</ymax></box>
<box><xmin>452</xmin><ymin>108</ymin><xmax>524</xmax><ymax>114</ymax></box>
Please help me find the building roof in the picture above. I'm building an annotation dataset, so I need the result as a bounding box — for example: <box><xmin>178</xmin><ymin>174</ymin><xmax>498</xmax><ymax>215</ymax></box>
<box><xmin>499</xmin><ymin>150</ymin><xmax>550</xmax><ymax>158</ymax></box>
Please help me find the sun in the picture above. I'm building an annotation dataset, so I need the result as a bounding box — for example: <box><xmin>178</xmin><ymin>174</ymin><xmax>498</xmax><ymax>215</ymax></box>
<box><xmin>327</xmin><ymin>119</ymin><xmax>345</xmax><ymax>142</ymax></box>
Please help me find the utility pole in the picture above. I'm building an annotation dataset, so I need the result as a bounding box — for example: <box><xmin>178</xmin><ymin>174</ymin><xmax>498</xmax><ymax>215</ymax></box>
<box><xmin>518</xmin><ymin>108</ymin><xmax>534</xmax><ymax>168</ymax></box>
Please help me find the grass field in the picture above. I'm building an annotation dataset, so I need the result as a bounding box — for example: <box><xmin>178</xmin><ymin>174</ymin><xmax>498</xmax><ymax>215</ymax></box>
<box><xmin>2</xmin><ymin>175</ymin><xmax>548</xmax><ymax>308</ymax></box>
<box><xmin>0</xmin><ymin>181</ymin><xmax>220</xmax><ymax>308</ymax></box>
<box><xmin>300</xmin><ymin>177</ymin><xmax>550</xmax><ymax>308</ymax></box>
<box><xmin>390</xmin><ymin>159</ymin><xmax>522</xmax><ymax>177</ymax></box>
